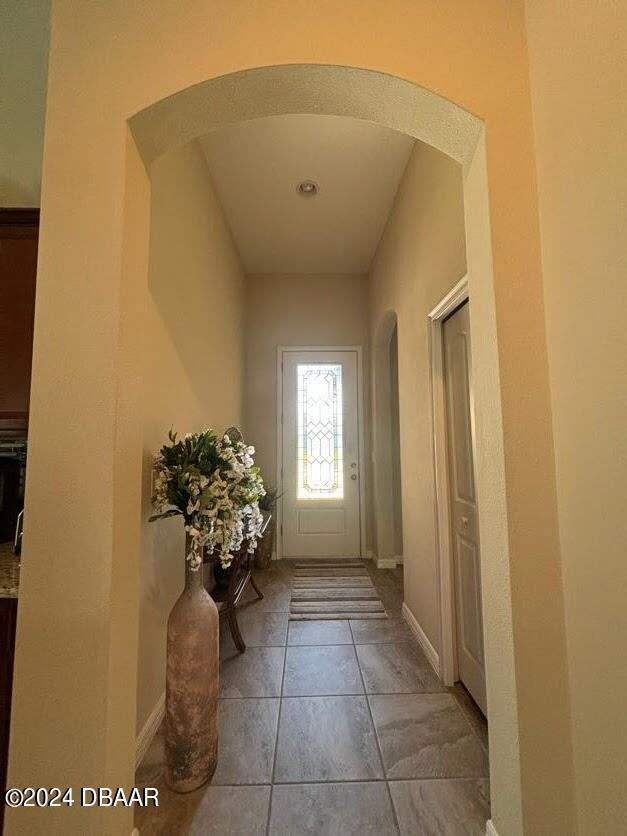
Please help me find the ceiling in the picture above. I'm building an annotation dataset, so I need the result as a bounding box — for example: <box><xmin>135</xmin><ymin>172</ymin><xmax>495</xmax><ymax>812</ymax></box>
<box><xmin>199</xmin><ymin>114</ymin><xmax>415</xmax><ymax>275</ymax></box>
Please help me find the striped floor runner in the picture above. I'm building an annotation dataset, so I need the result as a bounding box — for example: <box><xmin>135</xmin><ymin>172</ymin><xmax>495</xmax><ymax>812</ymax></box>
<box><xmin>289</xmin><ymin>559</ymin><xmax>387</xmax><ymax>620</ymax></box>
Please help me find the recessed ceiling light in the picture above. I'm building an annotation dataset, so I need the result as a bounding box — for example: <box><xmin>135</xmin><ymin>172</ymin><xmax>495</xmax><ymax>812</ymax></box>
<box><xmin>297</xmin><ymin>180</ymin><xmax>320</xmax><ymax>196</ymax></box>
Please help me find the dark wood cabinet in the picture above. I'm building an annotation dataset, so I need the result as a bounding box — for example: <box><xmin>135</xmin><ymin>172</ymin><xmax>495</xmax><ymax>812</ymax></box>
<box><xmin>0</xmin><ymin>598</ymin><xmax>17</xmax><ymax>834</ymax></box>
<box><xmin>0</xmin><ymin>208</ymin><xmax>35</xmax><ymax>831</ymax></box>
<box><xmin>0</xmin><ymin>209</ymin><xmax>39</xmax><ymax>435</ymax></box>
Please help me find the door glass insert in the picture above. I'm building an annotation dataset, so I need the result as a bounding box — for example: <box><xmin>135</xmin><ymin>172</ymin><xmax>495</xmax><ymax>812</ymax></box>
<box><xmin>297</xmin><ymin>364</ymin><xmax>344</xmax><ymax>499</ymax></box>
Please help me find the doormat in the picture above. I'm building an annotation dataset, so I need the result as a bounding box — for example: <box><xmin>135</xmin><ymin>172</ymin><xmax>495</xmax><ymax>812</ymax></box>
<box><xmin>289</xmin><ymin>559</ymin><xmax>387</xmax><ymax>620</ymax></box>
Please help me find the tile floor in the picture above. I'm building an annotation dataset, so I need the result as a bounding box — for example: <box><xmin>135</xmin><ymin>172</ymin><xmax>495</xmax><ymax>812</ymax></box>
<box><xmin>136</xmin><ymin>561</ymin><xmax>490</xmax><ymax>835</ymax></box>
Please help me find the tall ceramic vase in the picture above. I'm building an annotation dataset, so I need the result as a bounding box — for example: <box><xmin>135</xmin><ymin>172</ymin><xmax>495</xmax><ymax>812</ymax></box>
<box><xmin>165</xmin><ymin>535</ymin><xmax>219</xmax><ymax>792</ymax></box>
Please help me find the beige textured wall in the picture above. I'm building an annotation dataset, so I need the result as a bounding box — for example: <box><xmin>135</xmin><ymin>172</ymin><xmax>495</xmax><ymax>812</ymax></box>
<box><xmin>244</xmin><ymin>273</ymin><xmax>371</xmax><ymax>548</ymax></box>
<box><xmin>526</xmin><ymin>2</ymin><xmax>627</xmax><ymax>832</ymax></box>
<box><xmin>137</xmin><ymin>140</ymin><xmax>245</xmax><ymax>733</ymax></box>
<box><xmin>0</xmin><ymin>0</ymin><xmax>50</xmax><ymax>206</ymax></box>
<box><xmin>8</xmin><ymin>2</ymin><xmax>577</xmax><ymax>833</ymax></box>
<box><xmin>369</xmin><ymin>141</ymin><xmax>466</xmax><ymax>646</ymax></box>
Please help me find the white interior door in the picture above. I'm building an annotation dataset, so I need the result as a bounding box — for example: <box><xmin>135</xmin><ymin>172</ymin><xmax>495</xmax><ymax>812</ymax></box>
<box><xmin>281</xmin><ymin>349</ymin><xmax>361</xmax><ymax>558</ymax></box>
<box><xmin>443</xmin><ymin>302</ymin><xmax>487</xmax><ymax>714</ymax></box>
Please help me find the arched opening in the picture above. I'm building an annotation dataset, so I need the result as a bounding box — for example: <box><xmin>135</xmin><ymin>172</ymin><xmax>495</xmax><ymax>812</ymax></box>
<box><xmin>128</xmin><ymin>70</ymin><xmax>512</xmax><ymax>827</ymax></box>
<box><xmin>370</xmin><ymin>310</ymin><xmax>405</xmax><ymax>601</ymax></box>
<box><xmin>129</xmin><ymin>65</ymin><xmax>482</xmax><ymax>171</ymax></box>
<box><xmin>11</xmin><ymin>62</ymin><xmax>538</xmax><ymax>836</ymax></box>
<box><xmin>371</xmin><ymin>309</ymin><xmax>400</xmax><ymax>569</ymax></box>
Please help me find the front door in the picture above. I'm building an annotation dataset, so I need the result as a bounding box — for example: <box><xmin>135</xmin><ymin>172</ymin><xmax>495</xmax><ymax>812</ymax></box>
<box><xmin>281</xmin><ymin>349</ymin><xmax>361</xmax><ymax>558</ymax></box>
<box><xmin>443</xmin><ymin>302</ymin><xmax>487</xmax><ymax>714</ymax></box>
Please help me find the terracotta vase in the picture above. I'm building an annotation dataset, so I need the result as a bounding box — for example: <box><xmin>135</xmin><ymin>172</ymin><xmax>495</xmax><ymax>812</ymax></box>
<box><xmin>165</xmin><ymin>536</ymin><xmax>219</xmax><ymax>793</ymax></box>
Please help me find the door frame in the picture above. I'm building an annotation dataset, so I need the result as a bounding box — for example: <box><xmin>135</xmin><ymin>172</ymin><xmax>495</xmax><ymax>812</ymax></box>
<box><xmin>276</xmin><ymin>345</ymin><xmax>367</xmax><ymax>561</ymax></box>
<box><xmin>428</xmin><ymin>276</ymin><xmax>480</xmax><ymax>687</ymax></box>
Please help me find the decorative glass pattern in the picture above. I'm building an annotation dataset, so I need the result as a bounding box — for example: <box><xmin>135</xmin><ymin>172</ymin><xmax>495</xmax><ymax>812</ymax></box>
<box><xmin>297</xmin><ymin>364</ymin><xmax>344</xmax><ymax>499</ymax></box>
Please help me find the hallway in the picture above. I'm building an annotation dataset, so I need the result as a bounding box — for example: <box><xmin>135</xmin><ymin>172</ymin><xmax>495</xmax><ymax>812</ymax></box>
<box><xmin>3</xmin><ymin>3</ymin><xmax>625</xmax><ymax>833</ymax></box>
<box><xmin>136</xmin><ymin>561</ymin><xmax>489</xmax><ymax>835</ymax></box>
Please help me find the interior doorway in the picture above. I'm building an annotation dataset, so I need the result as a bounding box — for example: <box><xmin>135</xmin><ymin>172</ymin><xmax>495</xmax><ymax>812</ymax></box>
<box><xmin>430</xmin><ymin>278</ymin><xmax>487</xmax><ymax>715</ymax></box>
<box><xmin>443</xmin><ymin>300</ymin><xmax>487</xmax><ymax>713</ymax></box>
<box><xmin>278</xmin><ymin>347</ymin><xmax>365</xmax><ymax>559</ymax></box>
<box><xmin>389</xmin><ymin>325</ymin><xmax>404</xmax><ymax>567</ymax></box>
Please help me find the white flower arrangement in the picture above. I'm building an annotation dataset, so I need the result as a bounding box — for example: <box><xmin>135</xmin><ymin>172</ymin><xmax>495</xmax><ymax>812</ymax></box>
<box><xmin>150</xmin><ymin>429</ymin><xmax>266</xmax><ymax>571</ymax></box>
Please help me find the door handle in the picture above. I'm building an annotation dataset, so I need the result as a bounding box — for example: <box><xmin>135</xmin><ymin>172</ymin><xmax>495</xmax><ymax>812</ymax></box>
<box><xmin>350</xmin><ymin>474</ymin><xmax>358</xmax><ymax>481</ymax></box>
<box><xmin>461</xmin><ymin>516</ymin><xmax>469</xmax><ymax>527</ymax></box>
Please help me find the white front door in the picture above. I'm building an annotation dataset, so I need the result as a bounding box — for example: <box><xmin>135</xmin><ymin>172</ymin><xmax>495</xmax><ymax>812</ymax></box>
<box><xmin>443</xmin><ymin>302</ymin><xmax>487</xmax><ymax>714</ymax></box>
<box><xmin>280</xmin><ymin>349</ymin><xmax>361</xmax><ymax>558</ymax></box>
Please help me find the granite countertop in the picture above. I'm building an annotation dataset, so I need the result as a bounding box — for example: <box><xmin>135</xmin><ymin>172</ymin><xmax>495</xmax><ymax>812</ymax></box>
<box><xmin>0</xmin><ymin>542</ymin><xmax>20</xmax><ymax>599</ymax></box>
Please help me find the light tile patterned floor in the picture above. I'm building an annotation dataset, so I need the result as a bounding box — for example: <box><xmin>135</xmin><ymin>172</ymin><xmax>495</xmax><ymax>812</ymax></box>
<box><xmin>136</xmin><ymin>561</ymin><xmax>490</xmax><ymax>835</ymax></box>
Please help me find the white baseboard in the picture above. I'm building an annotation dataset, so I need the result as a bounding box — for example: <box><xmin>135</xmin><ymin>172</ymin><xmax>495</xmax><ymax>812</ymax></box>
<box><xmin>401</xmin><ymin>602</ymin><xmax>440</xmax><ymax>676</ymax></box>
<box><xmin>394</xmin><ymin>554</ymin><xmax>404</xmax><ymax>565</ymax></box>
<box><xmin>271</xmin><ymin>551</ymin><xmax>278</xmax><ymax>561</ymax></box>
<box><xmin>376</xmin><ymin>557</ymin><xmax>397</xmax><ymax>569</ymax></box>
<box><xmin>135</xmin><ymin>691</ymin><xmax>165</xmax><ymax>768</ymax></box>
<box><xmin>486</xmin><ymin>820</ymin><xmax>499</xmax><ymax>836</ymax></box>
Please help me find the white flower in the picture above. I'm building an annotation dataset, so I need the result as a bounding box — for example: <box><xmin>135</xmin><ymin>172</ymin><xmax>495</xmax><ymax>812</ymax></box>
<box><xmin>185</xmin><ymin>525</ymin><xmax>201</xmax><ymax>539</ymax></box>
<box><xmin>151</xmin><ymin>427</ymin><xmax>266</xmax><ymax>571</ymax></box>
<box><xmin>186</xmin><ymin>548</ymin><xmax>203</xmax><ymax>571</ymax></box>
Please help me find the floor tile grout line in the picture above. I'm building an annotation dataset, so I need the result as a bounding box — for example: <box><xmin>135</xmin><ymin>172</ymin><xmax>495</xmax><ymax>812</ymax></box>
<box><xmin>272</xmin><ymin>687</ymin><xmax>450</xmax><ymax>699</ymax></box>
<box><xmin>353</xmin><ymin>629</ymin><xmax>401</xmax><ymax>835</ymax></box>
<box><xmin>225</xmin><ymin>638</ymin><xmax>420</xmax><ymax>650</ymax></box>
<box><xmin>207</xmin><ymin>775</ymin><xmax>489</xmax><ymax>788</ymax></box>
<box><xmin>288</xmin><ymin>642</ymin><xmax>354</xmax><ymax>647</ymax></box>
<box><xmin>226</xmin><ymin>638</ymin><xmax>421</xmax><ymax>649</ymax></box>
<box><xmin>265</xmin><ymin>576</ymin><xmax>292</xmax><ymax>836</ymax></box>
<box><xmin>348</xmin><ymin>617</ymin><xmax>357</xmax><ymax>645</ymax></box>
